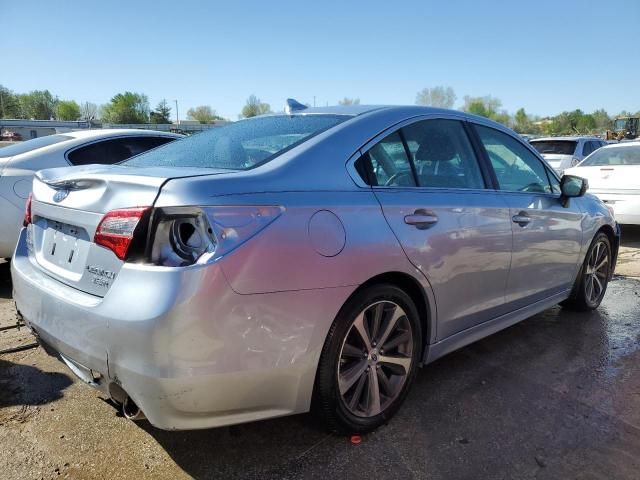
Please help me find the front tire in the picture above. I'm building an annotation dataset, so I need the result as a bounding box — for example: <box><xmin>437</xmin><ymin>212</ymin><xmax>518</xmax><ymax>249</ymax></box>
<box><xmin>562</xmin><ymin>232</ymin><xmax>612</xmax><ymax>311</ymax></box>
<box><xmin>312</xmin><ymin>284</ymin><xmax>422</xmax><ymax>434</ymax></box>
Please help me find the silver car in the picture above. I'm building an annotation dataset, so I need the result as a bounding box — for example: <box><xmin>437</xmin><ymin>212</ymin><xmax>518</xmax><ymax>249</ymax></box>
<box><xmin>530</xmin><ymin>136</ymin><xmax>606</xmax><ymax>175</ymax></box>
<box><xmin>12</xmin><ymin>104</ymin><xmax>619</xmax><ymax>434</ymax></box>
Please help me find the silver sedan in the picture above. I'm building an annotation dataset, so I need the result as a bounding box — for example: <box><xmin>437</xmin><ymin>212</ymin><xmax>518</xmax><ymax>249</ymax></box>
<box><xmin>11</xmin><ymin>103</ymin><xmax>619</xmax><ymax>434</ymax></box>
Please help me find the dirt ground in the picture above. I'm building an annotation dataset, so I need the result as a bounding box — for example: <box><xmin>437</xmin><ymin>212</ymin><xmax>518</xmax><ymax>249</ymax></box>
<box><xmin>1</xmin><ymin>226</ymin><xmax>639</xmax><ymax>479</ymax></box>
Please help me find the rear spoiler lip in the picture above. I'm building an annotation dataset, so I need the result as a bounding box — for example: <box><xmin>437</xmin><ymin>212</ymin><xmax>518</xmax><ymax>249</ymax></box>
<box><xmin>36</xmin><ymin>177</ymin><xmax>102</xmax><ymax>191</ymax></box>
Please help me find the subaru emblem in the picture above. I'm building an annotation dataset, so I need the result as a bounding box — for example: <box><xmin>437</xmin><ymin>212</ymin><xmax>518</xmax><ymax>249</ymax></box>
<box><xmin>53</xmin><ymin>189</ymin><xmax>70</xmax><ymax>202</ymax></box>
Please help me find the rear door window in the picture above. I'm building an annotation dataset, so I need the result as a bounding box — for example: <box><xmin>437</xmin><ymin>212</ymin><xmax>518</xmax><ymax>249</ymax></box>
<box><xmin>68</xmin><ymin>136</ymin><xmax>176</xmax><ymax>166</ymax></box>
<box><xmin>531</xmin><ymin>140</ymin><xmax>578</xmax><ymax>156</ymax></box>
<box><xmin>402</xmin><ymin>119</ymin><xmax>484</xmax><ymax>189</ymax></box>
<box><xmin>582</xmin><ymin>141</ymin><xmax>594</xmax><ymax>157</ymax></box>
<box><xmin>365</xmin><ymin>132</ymin><xmax>416</xmax><ymax>187</ymax></box>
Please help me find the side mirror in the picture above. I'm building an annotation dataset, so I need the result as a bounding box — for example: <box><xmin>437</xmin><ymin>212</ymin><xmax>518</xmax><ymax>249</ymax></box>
<box><xmin>560</xmin><ymin>174</ymin><xmax>588</xmax><ymax>207</ymax></box>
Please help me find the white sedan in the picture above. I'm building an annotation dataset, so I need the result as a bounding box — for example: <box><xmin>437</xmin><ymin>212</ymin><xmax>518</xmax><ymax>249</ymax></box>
<box><xmin>0</xmin><ymin>129</ymin><xmax>182</xmax><ymax>257</ymax></box>
<box><xmin>565</xmin><ymin>141</ymin><xmax>640</xmax><ymax>225</ymax></box>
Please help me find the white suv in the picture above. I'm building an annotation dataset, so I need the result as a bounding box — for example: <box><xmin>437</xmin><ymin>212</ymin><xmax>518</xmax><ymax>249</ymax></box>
<box><xmin>530</xmin><ymin>136</ymin><xmax>606</xmax><ymax>175</ymax></box>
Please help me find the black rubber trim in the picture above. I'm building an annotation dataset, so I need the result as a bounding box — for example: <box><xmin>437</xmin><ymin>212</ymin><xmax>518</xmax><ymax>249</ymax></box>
<box><xmin>464</xmin><ymin>121</ymin><xmax>499</xmax><ymax>190</ymax></box>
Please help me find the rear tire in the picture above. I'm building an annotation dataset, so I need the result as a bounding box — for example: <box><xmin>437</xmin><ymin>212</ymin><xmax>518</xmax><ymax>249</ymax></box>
<box><xmin>562</xmin><ymin>232</ymin><xmax>611</xmax><ymax>311</ymax></box>
<box><xmin>312</xmin><ymin>284</ymin><xmax>422</xmax><ymax>434</ymax></box>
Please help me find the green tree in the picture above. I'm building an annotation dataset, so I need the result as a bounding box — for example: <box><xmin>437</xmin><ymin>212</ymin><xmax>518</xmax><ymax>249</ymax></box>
<box><xmin>466</xmin><ymin>100</ymin><xmax>491</xmax><ymax>118</ymax></box>
<box><xmin>591</xmin><ymin>109</ymin><xmax>611</xmax><ymax>131</ymax></box>
<box><xmin>187</xmin><ymin>105</ymin><xmax>221</xmax><ymax>124</ymax></box>
<box><xmin>338</xmin><ymin>97</ymin><xmax>360</xmax><ymax>106</ymax></box>
<box><xmin>514</xmin><ymin>108</ymin><xmax>531</xmax><ymax>133</ymax></box>
<box><xmin>462</xmin><ymin>96</ymin><xmax>511</xmax><ymax>126</ymax></box>
<box><xmin>150</xmin><ymin>99</ymin><xmax>172</xmax><ymax>124</ymax></box>
<box><xmin>57</xmin><ymin>100</ymin><xmax>81</xmax><ymax>120</ymax></box>
<box><xmin>415</xmin><ymin>86</ymin><xmax>456</xmax><ymax>108</ymax></box>
<box><xmin>0</xmin><ymin>85</ymin><xmax>22</xmax><ymax>118</ymax></box>
<box><xmin>19</xmin><ymin>90</ymin><xmax>58</xmax><ymax>119</ymax></box>
<box><xmin>101</xmin><ymin>92</ymin><xmax>150</xmax><ymax>124</ymax></box>
<box><xmin>240</xmin><ymin>95</ymin><xmax>271</xmax><ymax>118</ymax></box>
<box><xmin>576</xmin><ymin>114</ymin><xmax>596</xmax><ymax>133</ymax></box>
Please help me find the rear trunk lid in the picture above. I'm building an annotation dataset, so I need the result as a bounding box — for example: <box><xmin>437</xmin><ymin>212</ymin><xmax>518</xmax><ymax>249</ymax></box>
<box><xmin>29</xmin><ymin>164</ymin><xmax>229</xmax><ymax>296</ymax></box>
<box><xmin>571</xmin><ymin>165</ymin><xmax>640</xmax><ymax>193</ymax></box>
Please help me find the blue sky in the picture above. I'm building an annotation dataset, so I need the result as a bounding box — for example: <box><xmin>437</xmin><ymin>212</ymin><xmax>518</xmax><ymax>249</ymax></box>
<box><xmin>1</xmin><ymin>0</ymin><xmax>638</xmax><ymax>120</ymax></box>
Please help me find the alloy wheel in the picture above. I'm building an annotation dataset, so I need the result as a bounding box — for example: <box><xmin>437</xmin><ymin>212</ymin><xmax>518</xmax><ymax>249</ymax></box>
<box><xmin>584</xmin><ymin>240</ymin><xmax>610</xmax><ymax>304</ymax></box>
<box><xmin>338</xmin><ymin>301</ymin><xmax>414</xmax><ymax>418</ymax></box>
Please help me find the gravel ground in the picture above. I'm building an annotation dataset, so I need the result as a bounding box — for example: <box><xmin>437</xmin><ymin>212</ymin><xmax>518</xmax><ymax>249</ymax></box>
<box><xmin>1</xmin><ymin>227</ymin><xmax>639</xmax><ymax>479</ymax></box>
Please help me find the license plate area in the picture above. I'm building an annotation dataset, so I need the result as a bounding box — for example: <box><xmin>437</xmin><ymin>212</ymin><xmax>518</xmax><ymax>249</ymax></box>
<box><xmin>37</xmin><ymin>219</ymin><xmax>91</xmax><ymax>279</ymax></box>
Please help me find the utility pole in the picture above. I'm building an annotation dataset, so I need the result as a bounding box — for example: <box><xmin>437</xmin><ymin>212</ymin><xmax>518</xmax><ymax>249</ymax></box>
<box><xmin>313</xmin><ymin>96</ymin><xmax>316</xmax><ymax>107</ymax></box>
<box><xmin>174</xmin><ymin>99</ymin><xmax>179</xmax><ymax>125</ymax></box>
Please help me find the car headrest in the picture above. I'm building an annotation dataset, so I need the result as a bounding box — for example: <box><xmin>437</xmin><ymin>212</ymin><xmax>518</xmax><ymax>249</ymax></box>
<box><xmin>213</xmin><ymin>136</ymin><xmax>247</xmax><ymax>168</ymax></box>
<box><xmin>415</xmin><ymin>128</ymin><xmax>456</xmax><ymax>163</ymax></box>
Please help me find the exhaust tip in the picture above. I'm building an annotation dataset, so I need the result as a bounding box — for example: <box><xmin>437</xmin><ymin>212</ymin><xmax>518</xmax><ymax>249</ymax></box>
<box><xmin>122</xmin><ymin>396</ymin><xmax>146</xmax><ymax>421</ymax></box>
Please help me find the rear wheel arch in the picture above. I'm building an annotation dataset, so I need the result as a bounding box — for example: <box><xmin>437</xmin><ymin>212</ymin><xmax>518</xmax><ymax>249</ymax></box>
<box><xmin>342</xmin><ymin>271</ymin><xmax>433</xmax><ymax>360</ymax></box>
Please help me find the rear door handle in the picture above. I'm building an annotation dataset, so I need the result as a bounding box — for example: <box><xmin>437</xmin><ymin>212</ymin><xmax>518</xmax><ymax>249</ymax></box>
<box><xmin>512</xmin><ymin>212</ymin><xmax>531</xmax><ymax>226</ymax></box>
<box><xmin>404</xmin><ymin>212</ymin><xmax>439</xmax><ymax>229</ymax></box>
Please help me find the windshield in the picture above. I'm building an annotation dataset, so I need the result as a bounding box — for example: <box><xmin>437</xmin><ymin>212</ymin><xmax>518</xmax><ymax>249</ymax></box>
<box><xmin>580</xmin><ymin>145</ymin><xmax>640</xmax><ymax>166</ymax></box>
<box><xmin>0</xmin><ymin>134</ymin><xmax>72</xmax><ymax>157</ymax></box>
<box><xmin>530</xmin><ymin>140</ymin><xmax>577</xmax><ymax>155</ymax></box>
<box><xmin>123</xmin><ymin>114</ymin><xmax>349</xmax><ymax>170</ymax></box>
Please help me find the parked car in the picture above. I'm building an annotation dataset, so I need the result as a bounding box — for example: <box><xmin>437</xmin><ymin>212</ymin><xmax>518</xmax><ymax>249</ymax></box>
<box><xmin>0</xmin><ymin>129</ymin><xmax>182</xmax><ymax>257</ymax></box>
<box><xmin>12</xmin><ymin>105</ymin><xmax>619</xmax><ymax>434</ymax></box>
<box><xmin>0</xmin><ymin>131</ymin><xmax>23</xmax><ymax>141</ymax></box>
<box><xmin>530</xmin><ymin>136</ymin><xmax>606</xmax><ymax>175</ymax></box>
<box><xmin>565</xmin><ymin>141</ymin><xmax>640</xmax><ymax>225</ymax></box>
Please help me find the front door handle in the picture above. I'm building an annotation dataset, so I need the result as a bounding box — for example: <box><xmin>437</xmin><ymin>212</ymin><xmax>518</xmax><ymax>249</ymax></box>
<box><xmin>512</xmin><ymin>212</ymin><xmax>531</xmax><ymax>226</ymax></box>
<box><xmin>404</xmin><ymin>212</ymin><xmax>439</xmax><ymax>229</ymax></box>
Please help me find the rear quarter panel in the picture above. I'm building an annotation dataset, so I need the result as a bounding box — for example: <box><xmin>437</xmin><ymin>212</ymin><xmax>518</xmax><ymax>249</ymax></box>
<box><xmin>206</xmin><ymin>191</ymin><xmax>426</xmax><ymax>294</ymax></box>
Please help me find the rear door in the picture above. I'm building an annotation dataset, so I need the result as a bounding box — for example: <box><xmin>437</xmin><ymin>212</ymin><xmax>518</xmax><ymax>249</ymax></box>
<box><xmin>472</xmin><ymin>124</ymin><xmax>583</xmax><ymax>310</ymax></box>
<box><xmin>358</xmin><ymin>117</ymin><xmax>513</xmax><ymax>339</ymax></box>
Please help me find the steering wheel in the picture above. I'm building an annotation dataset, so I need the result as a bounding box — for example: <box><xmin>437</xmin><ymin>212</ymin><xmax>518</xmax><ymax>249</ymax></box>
<box><xmin>385</xmin><ymin>171</ymin><xmax>413</xmax><ymax>187</ymax></box>
<box><xmin>519</xmin><ymin>182</ymin><xmax>545</xmax><ymax>193</ymax></box>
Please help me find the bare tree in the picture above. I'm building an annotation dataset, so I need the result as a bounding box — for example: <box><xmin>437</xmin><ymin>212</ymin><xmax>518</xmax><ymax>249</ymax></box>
<box><xmin>338</xmin><ymin>97</ymin><xmax>360</xmax><ymax>106</ymax></box>
<box><xmin>80</xmin><ymin>101</ymin><xmax>98</xmax><ymax>121</ymax></box>
<box><xmin>415</xmin><ymin>86</ymin><xmax>456</xmax><ymax>108</ymax></box>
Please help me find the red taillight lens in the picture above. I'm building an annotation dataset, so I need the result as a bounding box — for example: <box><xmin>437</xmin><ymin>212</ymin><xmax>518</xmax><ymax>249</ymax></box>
<box><xmin>94</xmin><ymin>207</ymin><xmax>150</xmax><ymax>260</ymax></box>
<box><xmin>23</xmin><ymin>193</ymin><xmax>32</xmax><ymax>227</ymax></box>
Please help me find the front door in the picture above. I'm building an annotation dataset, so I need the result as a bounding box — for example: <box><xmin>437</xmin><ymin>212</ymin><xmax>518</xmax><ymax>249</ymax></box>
<box><xmin>473</xmin><ymin>124</ymin><xmax>583</xmax><ymax>309</ymax></box>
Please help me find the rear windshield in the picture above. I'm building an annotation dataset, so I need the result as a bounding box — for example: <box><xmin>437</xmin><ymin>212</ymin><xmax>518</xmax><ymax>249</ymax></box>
<box><xmin>579</xmin><ymin>145</ymin><xmax>640</xmax><ymax>166</ymax></box>
<box><xmin>530</xmin><ymin>140</ymin><xmax>577</xmax><ymax>155</ymax></box>
<box><xmin>0</xmin><ymin>134</ymin><xmax>72</xmax><ymax>157</ymax></box>
<box><xmin>122</xmin><ymin>114</ymin><xmax>348</xmax><ymax>170</ymax></box>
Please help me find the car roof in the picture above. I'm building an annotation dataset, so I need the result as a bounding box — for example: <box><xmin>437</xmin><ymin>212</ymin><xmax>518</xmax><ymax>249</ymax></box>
<box><xmin>276</xmin><ymin>104</ymin><xmax>512</xmax><ymax>128</ymax></box>
<box><xmin>63</xmin><ymin>129</ymin><xmax>183</xmax><ymax>140</ymax></box>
